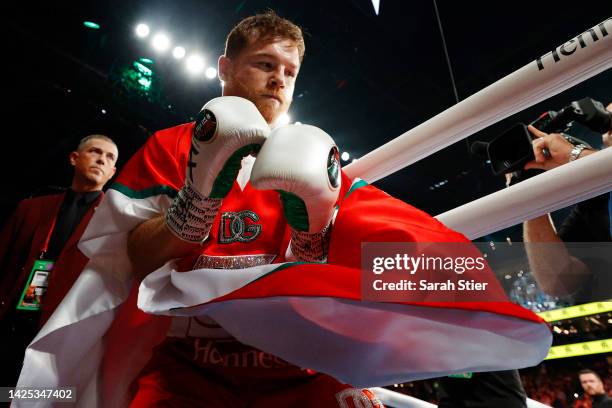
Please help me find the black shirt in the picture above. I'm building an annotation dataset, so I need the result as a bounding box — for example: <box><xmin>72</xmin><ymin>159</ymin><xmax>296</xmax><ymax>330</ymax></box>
<box><xmin>558</xmin><ymin>193</ymin><xmax>611</xmax><ymax>242</ymax></box>
<box><xmin>45</xmin><ymin>189</ymin><xmax>101</xmax><ymax>259</ymax></box>
<box><xmin>438</xmin><ymin>370</ymin><xmax>527</xmax><ymax>408</ymax></box>
<box><xmin>593</xmin><ymin>393</ymin><xmax>612</xmax><ymax>408</ymax></box>
<box><xmin>557</xmin><ymin>194</ymin><xmax>612</xmax><ymax>302</ymax></box>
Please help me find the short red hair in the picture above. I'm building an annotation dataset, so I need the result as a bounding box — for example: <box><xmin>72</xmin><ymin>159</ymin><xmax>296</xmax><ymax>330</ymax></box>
<box><xmin>225</xmin><ymin>11</ymin><xmax>305</xmax><ymax>62</ymax></box>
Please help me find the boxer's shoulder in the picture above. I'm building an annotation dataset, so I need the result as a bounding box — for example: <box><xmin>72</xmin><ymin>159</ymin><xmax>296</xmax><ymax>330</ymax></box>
<box><xmin>149</xmin><ymin>123</ymin><xmax>194</xmax><ymax>149</ymax></box>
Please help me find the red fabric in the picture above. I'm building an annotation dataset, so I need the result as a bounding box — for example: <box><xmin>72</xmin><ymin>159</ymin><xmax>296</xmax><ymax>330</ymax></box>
<box><xmin>107</xmin><ymin>123</ymin><xmax>545</xmax><ymax>404</ymax></box>
<box><xmin>110</xmin><ymin>124</ymin><xmax>386</xmax><ymax>405</ymax></box>
<box><xmin>102</xmin><ymin>286</ymin><xmax>172</xmax><ymax>407</ymax></box>
<box><xmin>114</xmin><ymin>123</ymin><xmax>293</xmax><ymax>269</ymax></box>
<box><xmin>0</xmin><ymin>192</ymin><xmax>103</xmax><ymax>325</ymax></box>
<box><xmin>330</xmin><ymin>174</ymin><xmax>469</xmax><ymax>267</ymax></box>
<box><xmin>175</xmin><ymin>180</ymin><xmax>292</xmax><ymax>271</ymax></box>
<box><xmin>129</xmin><ymin>337</ymin><xmax>383</xmax><ymax>408</ymax></box>
<box><xmin>115</xmin><ymin>123</ymin><xmax>192</xmax><ymax>192</ymax></box>
<box><xmin>173</xmin><ymin>174</ymin><xmax>543</xmax><ymax>324</ymax></box>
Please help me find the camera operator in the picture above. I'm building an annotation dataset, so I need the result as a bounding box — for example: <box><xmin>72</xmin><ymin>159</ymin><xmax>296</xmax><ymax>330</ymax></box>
<box><xmin>522</xmin><ymin>102</ymin><xmax>612</xmax><ymax>300</ymax></box>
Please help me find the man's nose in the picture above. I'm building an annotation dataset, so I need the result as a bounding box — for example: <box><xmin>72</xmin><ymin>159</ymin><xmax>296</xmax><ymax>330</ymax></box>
<box><xmin>269</xmin><ymin>67</ymin><xmax>286</xmax><ymax>88</ymax></box>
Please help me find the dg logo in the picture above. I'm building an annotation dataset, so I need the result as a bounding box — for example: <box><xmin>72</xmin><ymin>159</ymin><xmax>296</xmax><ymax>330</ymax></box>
<box><xmin>219</xmin><ymin>210</ymin><xmax>262</xmax><ymax>244</ymax></box>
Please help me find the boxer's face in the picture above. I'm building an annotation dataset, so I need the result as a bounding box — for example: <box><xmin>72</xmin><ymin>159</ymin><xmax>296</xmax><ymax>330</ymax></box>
<box><xmin>220</xmin><ymin>37</ymin><xmax>300</xmax><ymax>126</ymax></box>
<box><xmin>70</xmin><ymin>138</ymin><xmax>118</xmax><ymax>189</ymax></box>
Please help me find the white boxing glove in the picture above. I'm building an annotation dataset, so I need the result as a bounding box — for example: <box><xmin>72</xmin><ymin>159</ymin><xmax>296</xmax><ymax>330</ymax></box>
<box><xmin>166</xmin><ymin>96</ymin><xmax>270</xmax><ymax>243</ymax></box>
<box><xmin>250</xmin><ymin>124</ymin><xmax>341</xmax><ymax>262</ymax></box>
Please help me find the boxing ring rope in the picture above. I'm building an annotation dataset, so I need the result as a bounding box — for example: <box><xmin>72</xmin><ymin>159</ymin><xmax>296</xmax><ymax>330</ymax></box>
<box><xmin>370</xmin><ymin>387</ymin><xmax>552</xmax><ymax>408</ymax></box>
<box><xmin>344</xmin><ymin>19</ymin><xmax>612</xmax><ymax>408</ymax></box>
<box><xmin>344</xmin><ymin>17</ymin><xmax>611</xmax><ymax>183</ymax></box>
<box><xmin>17</xmin><ymin>18</ymin><xmax>607</xmax><ymax>408</ymax></box>
<box><xmin>343</xmin><ymin>18</ymin><xmax>611</xmax><ymax>239</ymax></box>
<box><xmin>437</xmin><ymin>148</ymin><xmax>612</xmax><ymax>239</ymax></box>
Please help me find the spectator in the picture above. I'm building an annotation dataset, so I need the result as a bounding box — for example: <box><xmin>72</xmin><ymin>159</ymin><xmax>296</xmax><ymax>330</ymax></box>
<box><xmin>0</xmin><ymin>134</ymin><xmax>118</xmax><ymax>386</ymax></box>
<box><xmin>578</xmin><ymin>369</ymin><xmax>612</xmax><ymax>408</ymax></box>
<box><xmin>523</xmin><ymin>102</ymin><xmax>612</xmax><ymax>300</ymax></box>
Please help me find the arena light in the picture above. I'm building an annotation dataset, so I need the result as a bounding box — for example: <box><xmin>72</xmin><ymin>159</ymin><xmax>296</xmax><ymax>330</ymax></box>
<box><xmin>131</xmin><ymin>61</ymin><xmax>153</xmax><ymax>91</ymax></box>
<box><xmin>545</xmin><ymin>338</ymin><xmax>612</xmax><ymax>360</ymax></box>
<box><xmin>537</xmin><ymin>301</ymin><xmax>612</xmax><ymax>322</ymax></box>
<box><xmin>134</xmin><ymin>62</ymin><xmax>152</xmax><ymax>75</ymax></box>
<box><xmin>83</xmin><ymin>21</ymin><xmax>100</xmax><ymax>30</ymax></box>
<box><xmin>152</xmin><ymin>33</ymin><xmax>170</xmax><ymax>52</ymax></box>
<box><xmin>277</xmin><ymin>113</ymin><xmax>291</xmax><ymax>126</ymax></box>
<box><xmin>370</xmin><ymin>0</ymin><xmax>380</xmax><ymax>15</ymax></box>
<box><xmin>205</xmin><ymin>67</ymin><xmax>217</xmax><ymax>79</ymax></box>
<box><xmin>172</xmin><ymin>46</ymin><xmax>186</xmax><ymax>59</ymax></box>
<box><xmin>341</xmin><ymin>152</ymin><xmax>350</xmax><ymax>161</ymax></box>
<box><xmin>135</xmin><ymin>23</ymin><xmax>150</xmax><ymax>38</ymax></box>
<box><xmin>186</xmin><ymin>55</ymin><xmax>205</xmax><ymax>73</ymax></box>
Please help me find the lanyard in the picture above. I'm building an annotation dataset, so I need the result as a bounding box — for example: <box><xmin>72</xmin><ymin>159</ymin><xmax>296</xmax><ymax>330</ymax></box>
<box><xmin>39</xmin><ymin>211</ymin><xmax>59</xmax><ymax>260</ymax></box>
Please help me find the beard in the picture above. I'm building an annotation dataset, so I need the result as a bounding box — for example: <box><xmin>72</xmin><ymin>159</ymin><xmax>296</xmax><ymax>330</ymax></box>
<box><xmin>254</xmin><ymin>97</ymin><xmax>282</xmax><ymax>124</ymax></box>
<box><xmin>226</xmin><ymin>76</ymin><xmax>289</xmax><ymax>125</ymax></box>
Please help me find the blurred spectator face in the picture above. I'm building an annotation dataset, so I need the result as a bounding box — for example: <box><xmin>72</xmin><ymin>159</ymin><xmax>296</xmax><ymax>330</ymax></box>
<box><xmin>579</xmin><ymin>373</ymin><xmax>605</xmax><ymax>396</ymax></box>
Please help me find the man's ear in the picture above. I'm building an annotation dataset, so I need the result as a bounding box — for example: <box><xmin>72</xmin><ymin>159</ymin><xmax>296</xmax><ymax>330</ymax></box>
<box><xmin>69</xmin><ymin>151</ymin><xmax>78</xmax><ymax>166</ymax></box>
<box><xmin>218</xmin><ymin>55</ymin><xmax>231</xmax><ymax>82</ymax></box>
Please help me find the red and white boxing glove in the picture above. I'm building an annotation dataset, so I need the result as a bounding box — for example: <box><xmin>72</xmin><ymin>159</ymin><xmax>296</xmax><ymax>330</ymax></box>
<box><xmin>166</xmin><ymin>96</ymin><xmax>270</xmax><ymax>243</ymax></box>
<box><xmin>250</xmin><ymin>124</ymin><xmax>341</xmax><ymax>262</ymax></box>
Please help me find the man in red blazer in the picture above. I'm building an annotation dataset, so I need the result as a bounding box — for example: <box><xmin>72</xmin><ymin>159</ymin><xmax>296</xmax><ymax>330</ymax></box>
<box><xmin>0</xmin><ymin>134</ymin><xmax>118</xmax><ymax>386</ymax></box>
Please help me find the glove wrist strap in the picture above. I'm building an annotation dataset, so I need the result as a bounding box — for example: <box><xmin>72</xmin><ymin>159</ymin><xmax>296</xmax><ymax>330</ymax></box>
<box><xmin>289</xmin><ymin>224</ymin><xmax>332</xmax><ymax>263</ymax></box>
<box><xmin>166</xmin><ymin>183</ymin><xmax>222</xmax><ymax>243</ymax></box>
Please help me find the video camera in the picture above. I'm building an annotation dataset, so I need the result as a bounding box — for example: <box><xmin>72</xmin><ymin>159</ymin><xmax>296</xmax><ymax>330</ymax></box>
<box><xmin>471</xmin><ymin>97</ymin><xmax>611</xmax><ymax>176</ymax></box>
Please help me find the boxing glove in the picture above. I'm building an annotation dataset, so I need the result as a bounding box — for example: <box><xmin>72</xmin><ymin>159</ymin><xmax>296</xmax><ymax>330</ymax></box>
<box><xmin>250</xmin><ymin>124</ymin><xmax>341</xmax><ymax>262</ymax></box>
<box><xmin>166</xmin><ymin>96</ymin><xmax>270</xmax><ymax>243</ymax></box>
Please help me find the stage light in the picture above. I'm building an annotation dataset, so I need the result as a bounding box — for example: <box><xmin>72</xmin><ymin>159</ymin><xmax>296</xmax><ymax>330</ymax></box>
<box><xmin>139</xmin><ymin>57</ymin><xmax>154</xmax><ymax>64</ymax></box>
<box><xmin>205</xmin><ymin>67</ymin><xmax>217</xmax><ymax>79</ymax></box>
<box><xmin>134</xmin><ymin>62</ymin><xmax>152</xmax><ymax>75</ymax></box>
<box><xmin>131</xmin><ymin>61</ymin><xmax>153</xmax><ymax>91</ymax></box>
<box><xmin>186</xmin><ymin>55</ymin><xmax>205</xmax><ymax>73</ymax></box>
<box><xmin>152</xmin><ymin>33</ymin><xmax>170</xmax><ymax>52</ymax></box>
<box><xmin>173</xmin><ymin>46</ymin><xmax>186</xmax><ymax>59</ymax></box>
<box><xmin>277</xmin><ymin>113</ymin><xmax>291</xmax><ymax>126</ymax></box>
<box><xmin>341</xmin><ymin>152</ymin><xmax>350</xmax><ymax>161</ymax></box>
<box><xmin>83</xmin><ymin>21</ymin><xmax>100</xmax><ymax>30</ymax></box>
<box><xmin>135</xmin><ymin>23</ymin><xmax>150</xmax><ymax>38</ymax></box>
<box><xmin>371</xmin><ymin>0</ymin><xmax>380</xmax><ymax>15</ymax></box>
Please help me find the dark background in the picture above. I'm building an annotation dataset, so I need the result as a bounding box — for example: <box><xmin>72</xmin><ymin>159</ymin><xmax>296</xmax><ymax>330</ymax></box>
<box><xmin>3</xmin><ymin>1</ymin><xmax>611</xmax><ymax>237</ymax></box>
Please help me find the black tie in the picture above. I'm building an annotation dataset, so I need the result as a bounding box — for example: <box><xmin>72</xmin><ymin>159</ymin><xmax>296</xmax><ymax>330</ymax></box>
<box><xmin>45</xmin><ymin>192</ymin><xmax>82</xmax><ymax>259</ymax></box>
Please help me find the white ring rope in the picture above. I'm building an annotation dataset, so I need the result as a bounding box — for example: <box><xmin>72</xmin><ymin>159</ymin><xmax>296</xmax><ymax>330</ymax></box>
<box><xmin>370</xmin><ymin>387</ymin><xmax>552</xmax><ymax>408</ymax></box>
<box><xmin>354</xmin><ymin>19</ymin><xmax>609</xmax><ymax>407</ymax></box>
<box><xmin>436</xmin><ymin>148</ymin><xmax>612</xmax><ymax>239</ymax></box>
<box><xmin>344</xmin><ymin>18</ymin><xmax>611</xmax><ymax>183</ymax></box>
